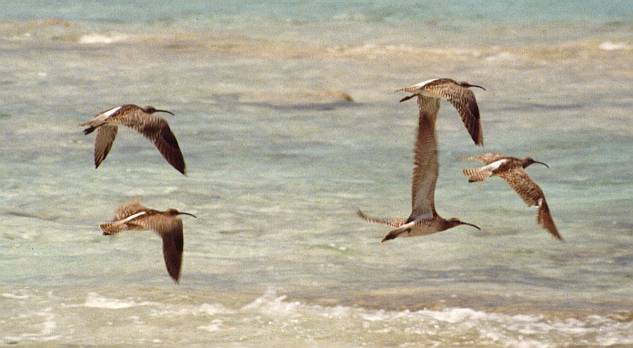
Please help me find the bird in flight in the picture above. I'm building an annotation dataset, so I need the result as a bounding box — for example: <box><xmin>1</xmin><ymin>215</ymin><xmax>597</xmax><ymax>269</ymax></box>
<box><xmin>358</xmin><ymin>98</ymin><xmax>480</xmax><ymax>242</ymax></box>
<box><xmin>397</xmin><ymin>78</ymin><xmax>485</xmax><ymax>146</ymax></box>
<box><xmin>463</xmin><ymin>153</ymin><xmax>562</xmax><ymax>240</ymax></box>
<box><xmin>81</xmin><ymin>104</ymin><xmax>186</xmax><ymax>174</ymax></box>
<box><xmin>100</xmin><ymin>199</ymin><xmax>197</xmax><ymax>282</ymax></box>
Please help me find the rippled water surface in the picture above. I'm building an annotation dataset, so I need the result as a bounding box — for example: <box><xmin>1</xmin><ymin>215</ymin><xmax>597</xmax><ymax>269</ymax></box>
<box><xmin>1</xmin><ymin>1</ymin><xmax>633</xmax><ymax>346</ymax></box>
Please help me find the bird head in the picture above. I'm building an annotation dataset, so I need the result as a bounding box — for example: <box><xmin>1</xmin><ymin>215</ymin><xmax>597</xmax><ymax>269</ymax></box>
<box><xmin>144</xmin><ymin>106</ymin><xmax>175</xmax><ymax>116</ymax></box>
<box><xmin>165</xmin><ymin>208</ymin><xmax>197</xmax><ymax>218</ymax></box>
<box><xmin>523</xmin><ymin>157</ymin><xmax>549</xmax><ymax>168</ymax></box>
<box><xmin>459</xmin><ymin>81</ymin><xmax>486</xmax><ymax>91</ymax></box>
<box><xmin>446</xmin><ymin>218</ymin><xmax>481</xmax><ymax>230</ymax></box>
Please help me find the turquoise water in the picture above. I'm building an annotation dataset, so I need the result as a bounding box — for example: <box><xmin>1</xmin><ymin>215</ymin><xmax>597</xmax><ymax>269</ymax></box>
<box><xmin>1</xmin><ymin>1</ymin><xmax>633</xmax><ymax>346</ymax></box>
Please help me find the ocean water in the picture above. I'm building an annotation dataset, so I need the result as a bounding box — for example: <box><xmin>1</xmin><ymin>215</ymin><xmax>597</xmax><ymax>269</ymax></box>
<box><xmin>1</xmin><ymin>1</ymin><xmax>633</xmax><ymax>346</ymax></box>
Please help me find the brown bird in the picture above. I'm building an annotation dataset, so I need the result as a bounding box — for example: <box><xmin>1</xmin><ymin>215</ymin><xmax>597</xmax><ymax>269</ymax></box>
<box><xmin>358</xmin><ymin>98</ymin><xmax>480</xmax><ymax>242</ymax></box>
<box><xmin>398</xmin><ymin>78</ymin><xmax>485</xmax><ymax>146</ymax></box>
<box><xmin>463</xmin><ymin>153</ymin><xmax>562</xmax><ymax>240</ymax></box>
<box><xmin>81</xmin><ymin>104</ymin><xmax>186</xmax><ymax>174</ymax></box>
<box><xmin>100</xmin><ymin>199</ymin><xmax>196</xmax><ymax>283</ymax></box>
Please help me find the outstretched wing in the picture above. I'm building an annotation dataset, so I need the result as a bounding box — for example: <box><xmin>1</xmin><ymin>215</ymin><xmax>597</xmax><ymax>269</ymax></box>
<box><xmin>113</xmin><ymin>199</ymin><xmax>147</xmax><ymax>221</ymax></box>
<box><xmin>537</xmin><ymin>198</ymin><xmax>562</xmax><ymax>240</ymax></box>
<box><xmin>466</xmin><ymin>152</ymin><xmax>505</xmax><ymax>165</ymax></box>
<box><xmin>121</xmin><ymin>111</ymin><xmax>186</xmax><ymax>175</ymax></box>
<box><xmin>426</xmin><ymin>80</ymin><xmax>484</xmax><ymax>145</ymax></box>
<box><xmin>356</xmin><ymin>209</ymin><xmax>406</xmax><ymax>228</ymax></box>
<box><xmin>410</xmin><ymin>100</ymin><xmax>440</xmax><ymax>221</ymax></box>
<box><xmin>94</xmin><ymin>125</ymin><xmax>118</xmax><ymax>168</ymax></box>
<box><xmin>499</xmin><ymin>168</ymin><xmax>562</xmax><ymax>240</ymax></box>
<box><xmin>134</xmin><ymin>214</ymin><xmax>184</xmax><ymax>282</ymax></box>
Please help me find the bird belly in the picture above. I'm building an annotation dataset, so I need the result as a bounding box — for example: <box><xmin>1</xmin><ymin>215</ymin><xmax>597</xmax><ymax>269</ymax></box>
<box><xmin>401</xmin><ymin>222</ymin><xmax>439</xmax><ymax>238</ymax></box>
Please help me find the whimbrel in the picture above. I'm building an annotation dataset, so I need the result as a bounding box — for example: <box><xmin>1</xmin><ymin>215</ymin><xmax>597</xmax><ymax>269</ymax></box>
<box><xmin>463</xmin><ymin>153</ymin><xmax>562</xmax><ymax>240</ymax></box>
<box><xmin>398</xmin><ymin>78</ymin><xmax>485</xmax><ymax>145</ymax></box>
<box><xmin>100</xmin><ymin>199</ymin><xmax>196</xmax><ymax>282</ymax></box>
<box><xmin>81</xmin><ymin>104</ymin><xmax>187</xmax><ymax>174</ymax></box>
<box><xmin>358</xmin><ymin>99</ymin><xmax>480</xmax><ymax>242</ymax></box>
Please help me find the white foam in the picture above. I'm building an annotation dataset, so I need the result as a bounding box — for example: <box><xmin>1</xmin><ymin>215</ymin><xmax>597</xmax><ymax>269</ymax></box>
<box><xmin>78</xmin><ymin>33</ymin><xmax>128</xmax><ymax>44</ymax></box>
<box><xmin>84</xmin><ymin>292</ymin><xmax>159</xmax><ymax>309</ymax></box>
<box><xmin>197</xmin><ymin>319</ymin><xmax>223</xmax><ymax>332</ymax></box>
<box><xmin>599</xmin><ymin>41</ymin><xmax>630</xmax><ymax>51</ymax></box>
<box><xmin>230</xmin><ymin>289</ymin><xmax>633</xmax><ymax>345</ymax></box>
<box><xmin>2</xmin><ymin>292</ymin><xmax>30</xmax><ymax>300</ymax></box>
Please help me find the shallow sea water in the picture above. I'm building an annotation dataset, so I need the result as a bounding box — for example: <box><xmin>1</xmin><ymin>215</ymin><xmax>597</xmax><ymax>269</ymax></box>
<box><xmin>1</xmin><ymin>1</ymin><xmax>633</xmax><ymax>346</ymax></box>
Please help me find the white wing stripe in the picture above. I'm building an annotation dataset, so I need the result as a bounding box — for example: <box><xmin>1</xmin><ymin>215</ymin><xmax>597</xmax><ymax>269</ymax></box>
<box><xmin>483</xmin><ymin>159</ymin><xmax>507</xmax><ymax>171</ymax></box>
<box><xmin>102</xmin><ymin>106</ymin><xmax>122</xmax><ymax>118</ymax></box>
<box><xmin>121</xmin><ymin>211</ymin><xmax>146</xmax><ymax>223</ymax></box>
<box><xmin>406</xmin><ymin>78</ymin><xmax>439</xmax><ymax>91</ymax></box>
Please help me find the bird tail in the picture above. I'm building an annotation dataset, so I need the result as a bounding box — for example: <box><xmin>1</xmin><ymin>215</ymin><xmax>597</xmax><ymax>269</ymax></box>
<box><xmin>100</xmin><ymin>222</ymin><xmax>127</xmax><ymax>235</ymax></box>
<box><xmin>80</xmin><ymin>118</ymin><xmax>106</xmax><ymax>135</ymax></box>
<box><xmin>463</xmin><ymin>167</ymin><xmax>491</xmax><ymax>183</ymax></box>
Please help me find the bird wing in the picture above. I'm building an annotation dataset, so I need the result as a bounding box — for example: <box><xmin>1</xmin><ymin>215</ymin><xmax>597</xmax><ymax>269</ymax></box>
<box><xmin>410</xmin><ymin>103</ymin><xmax>439</xmax><ymax>220</ymax></box>
<box><xmin>537</xmin><ymin>198</ymin><xmax>562</xmax><ymax>240</ymax></box>
<box><xmin>133</xmin><ymin>214</ymin><xmax>184</xmax><ymax>282</ymax></box>
<box><xmin>121</xmin><ymin>112</ymin><xmax>186</xmax><ymax>175</ymax></box>
<box><xmin>427</xmin><ymin>81</ymin><xmax>483</xmax><ymax>145</ymax></box>
<box><xmin>356</xmin><ymin>209</ymin><xmax>406</xmax><ymax>228</ymax></box>
<box><xmin>94</xmin><ymin>125</ymin><xmax>118</xmax><ymax>168</ymax></box>
<box><xmin>467</xmin><ymin>152</ymin><xmax>505</xmax><ymax>165</ymax></box>
<box><xmin>113</xmin><ymin>199</ymin><xmax>147</xmax><ymax>221</ymax></box>
<box><xmin>463</xmin><ymin>166</ymin><xmax>494</xmax><ymax>182</ymax></box>
<box><xmin>499</xmin><ymin>168</ymin><xmax>562</xmax><ymax>240</ymax></box>
<box><xmin>498</xmin><ymin>168</ymin><xmax>543</xmax><ymax>207</ymax></box>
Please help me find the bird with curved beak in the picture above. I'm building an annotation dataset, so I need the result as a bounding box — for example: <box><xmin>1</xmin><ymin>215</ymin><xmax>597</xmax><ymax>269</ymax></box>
<box><xmin>100</xmin><ymin>199</ymin><xmax>197</xmax><ymax>283</ymax></box>
<box><xmin>357</xmin><ymin>101</ymin><xmax>480</xmax><ymax>243</ymax></box>
<box><xmin>397</xmin><ymin>78</ymin><xmax>486</xmax><ymax>146</ymax></box>
<box><xmin>80</xmin><ymin>104</ymin><xmax>186</xmax><ymax>174</ymax></box>
<box><xmin>463</xmin><ymin>153</ymin><xmax>562</xmax><ymax>240</ymax></box>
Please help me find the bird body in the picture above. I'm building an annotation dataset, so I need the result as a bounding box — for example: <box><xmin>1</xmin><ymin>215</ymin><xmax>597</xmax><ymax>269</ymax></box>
<box><xmin>398</xmin><ymin>78</ymin><xmax>485</xmax><ymax>145</ymax></box>
<box><xmin>81</xmin><ymin>104</ymin><xmax>186</xmax><ymax>174</ymax></box>
<box><xmin>463</xmin><ymin>153</ymin><xmax>562</xmax><ymax>240</ymax></box>
<box><xmin>100</xmin><ymin>199</ymin><xmax>196</xmax><ymax>282</ymax></box>
<box><xmin>358</xmin><ymin>104</ymin><xmax>480</xmax><ymax>243</ymax></box>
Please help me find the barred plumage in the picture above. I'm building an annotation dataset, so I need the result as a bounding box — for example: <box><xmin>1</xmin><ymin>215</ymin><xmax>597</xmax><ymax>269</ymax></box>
<box><xmin>398</xmin><ymin>78</ymin><xmax>485</xmax><ymax>146</ymax></box>
<box><xmin>462</xmin><ymin>154</ymin><xmax>562</xmax><ymax>240</ymax></box>
<box><xmin>99</xmin><ymin>199</ymin><xmax>196</xmax><ymax>283</ymax></box>
<box><xmin>80</xmin><ymin>104</ymin><xmax>186</xmax><ymax>174</ymax></box>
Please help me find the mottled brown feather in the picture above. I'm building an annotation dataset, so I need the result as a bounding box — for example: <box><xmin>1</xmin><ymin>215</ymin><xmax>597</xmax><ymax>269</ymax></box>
<box><xmin>410</xmin><ymin>97</ymin><xmax>440</xmax><ymax>219</ymax></box>
<box><xmin>537</xmin><ymin>198</ymin><xmax>562</xmax><ymax>240</ymax></box>
<box><xmin>113</xmin><ymin>199</ymin><xmax>146</xmax><ymax>221</ymax></box>
<box><xmin>401</xmin><ymin>78</ymin><xmax>484</xmax><ymax>145</ymax></box>
<box><xmin>94</xmin><ymin>126</ymin><xmax>118</xmax><ymax>168</ymax></box>
<box><xmin>429</xmin><ymin>83</ymin><xmax>483</xmax><ymax>145</ymax></box>
<box><xmin>499</xmin><ymin>168</ymin><xmax>562</xmax><ymax>240</ymax></box>
<box><xmin>101</xmin><ymin>200</ymin><xmax>186</xmax><ymax>282</ymax></box>
<box><xmin>498</xmin><ymin>168</ymin><xmax>543</xmax><ymax>207</ymax></box>
<box><xmin>120</xmin><ymin>110</ymin><xmax>186</xmax><ymax>175</ymax></box>
<box><xmin>356</xmin><ymin>209</ymin><xmax>406</xmax><ymax>228</ymax></box>
<box><xmin>463</xmin><ymin>167</ymin><xmax>492</xmax><ymax>182</ymax></box>
<box><xmin>132</xmin><ymin>214</ymin><xmax>184</xmax><ymax>282</ymax></box>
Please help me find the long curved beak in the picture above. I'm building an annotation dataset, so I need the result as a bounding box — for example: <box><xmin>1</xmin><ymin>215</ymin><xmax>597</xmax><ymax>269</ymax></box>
<box><xmin>460</xmin><ymin>221</ymin><xmax>481</xmax><ymax>230</ymax></box>
<box><xmin>155</xmin><ymin>109</ymin><xmax>175</xmax><ymax>116</ymax></box>
<box><xmin>178</xmin><ymin>212</ymin><xmax>197</xmax><ymax>218</ymax></box>
<box><xmin>534</xmin><ymin>161</ymin><xmax>550</xmax><ymax>168</ymax></box>
<box><xmin>468</xmin><ymin>84</ymin><xmax>486</xmax><ymax>91</ymax></box>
